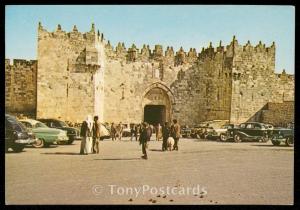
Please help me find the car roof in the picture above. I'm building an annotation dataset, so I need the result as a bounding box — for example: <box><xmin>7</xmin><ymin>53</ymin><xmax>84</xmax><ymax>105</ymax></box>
<box><xmin>38</xmin><ymin>118</ymin><xmax>60</xmax><ymax>122</ymax></box>
<box><xmin>19</xmin><ymin>119</ymin><xmax>42</xmax><ymax>125</ymax></box>
<box><xmin>241</xmin><ymin>122</ymin><xmax>264</xmax><ymax>125</ymax></box>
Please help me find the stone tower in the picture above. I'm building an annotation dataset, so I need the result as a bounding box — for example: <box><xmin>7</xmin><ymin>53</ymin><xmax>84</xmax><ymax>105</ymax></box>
<box><xmin>36</xmin><ymin>23</ymin><xmax>106</xmax><ymax>122</ymax></box>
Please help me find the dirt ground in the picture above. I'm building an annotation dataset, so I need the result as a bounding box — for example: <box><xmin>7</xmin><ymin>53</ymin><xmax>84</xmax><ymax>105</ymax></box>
<box><xmin>5</xmin><ymin>137</ymin><xmax>293</xmax><ymax>205</ymax></box>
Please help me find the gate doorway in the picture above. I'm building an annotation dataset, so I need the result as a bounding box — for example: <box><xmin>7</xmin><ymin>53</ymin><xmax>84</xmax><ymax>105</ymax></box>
<box><xmin>144</xmin><ymin>105</ymin><xmax>166</xmax><ymax>125</ymax></box>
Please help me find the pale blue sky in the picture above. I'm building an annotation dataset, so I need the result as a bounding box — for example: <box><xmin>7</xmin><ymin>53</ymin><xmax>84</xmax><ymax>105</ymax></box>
<box><xmin>5</xmin><ymin>5</ymin><xmax>295</xmax><ymax>74</ymax></box>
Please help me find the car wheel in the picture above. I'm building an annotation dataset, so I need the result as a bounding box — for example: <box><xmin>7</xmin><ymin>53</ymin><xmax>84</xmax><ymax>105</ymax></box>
<box><xmin>285</xmin><ymin>137</ymin><xmax>294</xmax><ymax>147</ymax></box>
<box><xmin>11</xmin><ymin>144</ymin><xmax>25</xmax><ymax>152</ymax></box>
<box><xmin>234</xmin><ymin>134</ymin><xmax>242</xmax><ymax>143</ymax></box>
<box><xmin>263</xmin><ymin>137</ymin><xmax>269</xmax><ymax>142</ymax></box>
<box><xmin>271</xmin><ymin>140</ymin><xmax>281</xmax><ymax>146</ymax></box>
<box><xmin>219</xmin><ymin>134</ymin><xmax>227</xmax><ymax>142</ymax></box>
<box><xmin>32</xmin><ymin>138</ymin><xmax>45</xmax><ymax>148</ymax></box>
<box><xmin>67</xmin><ymin>139</ymin><xmax>74</xmax><ymax>145</ymax></box>
<box><xmin>258</xmin><ymin>137</ymin><xmax>267</xmax><ymax>142</ymax></box>
<box><xmin>44</xmin><ymin>142</ymin><xmax>51</xmax><ymax>148</ymax></box>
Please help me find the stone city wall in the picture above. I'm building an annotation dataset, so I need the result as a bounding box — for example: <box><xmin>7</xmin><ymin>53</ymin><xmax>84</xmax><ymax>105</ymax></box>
<box><xmin>5</xmin><ymin>23</ymin><xmax>294</xmax><ymax>126</ymax></box>
<box><xmin>229</xmin><ymin>38</ymin><xmax>294</xmax><ymax>124</ymax></box>
<box><xmin>261</xmin><ymin>101</ymin><xmax>294</xmax><ymax>126</ymax></box>
<box><xmin>5</xmin><ymin>59</ymin><xmax>37</xmax><ymax>114</ymax></box>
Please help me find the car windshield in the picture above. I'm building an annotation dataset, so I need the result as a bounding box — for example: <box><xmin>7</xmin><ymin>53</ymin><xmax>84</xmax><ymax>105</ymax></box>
<box><xmin>58</xmin><ymin>121</ymin><xmax>68</xmax><ymax>127</ymax></box>
<box><xmin>35</xmin><ymin>122</ymin><xmax>48</xmax><ymax>128</ymax></box>
<box><xmin>6</xmin><ymin>116</ymin><xmax>27</xmax><ymax>132</ymax></box>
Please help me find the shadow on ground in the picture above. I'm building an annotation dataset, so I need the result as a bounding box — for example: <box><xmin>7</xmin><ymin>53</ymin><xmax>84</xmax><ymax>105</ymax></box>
<box><xmin>94</xmin><ymin>158</ymin><xmax>141</xmax><ymax>161</ymax></box>
<box><xmin>251</xmin><ymin>144</ymin><xmax>291</xmax><ymax>148</ymax></box>
<box><xmin>6</xmin><ymin>150</ymin><xmax>27</xmax><ymax>154</ymax></box>
<box><xmin>149</xmin><ymin>149</ymin><xmax>164</xmax><ymax>152</ymax></box>
<box><xmin>41</xmin><ymin>152</ymin><xmax>81</xmax><ymax>155</ymax></box>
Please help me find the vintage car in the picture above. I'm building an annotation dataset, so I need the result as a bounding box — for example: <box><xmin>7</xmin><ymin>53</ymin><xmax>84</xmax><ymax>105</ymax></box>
<box><xmin>190</xmin><ymin>120</ymin><xmax>229</xmax><ymax>139</ymax></box>
<box><xmin>223</xmin><ymin>122</ymin><xmax>270</xmax><ymax>142</ymax></box>
<box><xmin>99</xmin><ymin>124</ymin><xmax>111</xmax><ymax>140</ymax></box>
<box><xmin>122</xmin><ymin>124</ymin><xmax>132</xmax><ymax>137</ymax></box>
<box><xmin>20</xmin><ymin>119</ymin><xmax>69</xmax><ymax>148</ymax></box>
<box><xmin>181</xmin><ymin>125</ymin><xmax>192</xmax><ymax>138</ymax></box>
<box><xmin>5</xmin><ymin>114</ymin><xmax>36</xmax><ymax>152</ymax></box>
<box><xmin>207</xmin><ymin>124</ymin><xmax>236</xmax><ymax>141</ymax></box>
<box><xmin>271</xmin><ymin>127</ymin><xmax>294</xmax><ymax>146</ymax></box>
<box><xmin>264</xmin><ymin>123</ymin><xmax>274</xmax><ymax>130</ymax></box>
<box><xmin>190</xmin><ymin>125</ymin><xmax>212</xmax><ymax>139</ymax></box>
<box><xmin>37</xmin><ymin>119</ymin><xmax>81</xmax><ymax>144</ymax></box>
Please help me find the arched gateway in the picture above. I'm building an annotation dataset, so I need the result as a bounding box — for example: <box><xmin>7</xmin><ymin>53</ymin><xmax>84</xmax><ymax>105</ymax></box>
<box><xmin>142</xmin><ymin>82</ymin><xmax>174</xmax><ymax>125</ymax></box>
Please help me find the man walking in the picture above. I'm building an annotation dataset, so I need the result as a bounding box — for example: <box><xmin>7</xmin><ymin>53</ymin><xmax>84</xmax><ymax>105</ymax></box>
<box><xmin>111</xmin><ymin>123</ymin><xmax>116</xmax><ymax>141</ymax></box>
<box><xmin>92</xmin><ymin>116</ymin><xmax>101</xmax><ymax>154</ymax></box>
<box><xmin>162</xmin><ymin>122</ymin><xmax>170</xmax><ymax>151</ymax></box>
<box><xmin>117</xmin><ymin>122</ymin><xmax>123</xmax><ymax>141</ymax></box>
<box><xmin>139</xmin><ymin>122</ymin><xmax>151</xmax><ymax>159</ymax></box>
<box><xmin>171</xmin><ymin>119</ymin><xmax>181</xmax><ymax>151</ymax></box>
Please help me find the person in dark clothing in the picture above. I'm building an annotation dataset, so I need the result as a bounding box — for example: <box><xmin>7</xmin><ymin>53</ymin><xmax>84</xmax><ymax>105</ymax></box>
<box><xmin>134</xmin><ymin>124</ymin><xmax>139</xmax><ymax>141</ymax></box>
<box><xmin>171</xmin><ymin>119</ymin><xmax>181</xmax><ymax>151</ymax></box>
<box><xmin>139</xmin><ymin>122</ymin><xmax>151</xmax><ymax>159</ymax></box>
<box><xmin>162</xmin><ymin>122</ymin><xmax>170</xmax><ymax>151</ymax></box>
<box><xmin>130</xmin><ymin>124</ymin><xmax>135</xmax><ymax>141</ymax></box>
<box><xmin>92</xmin><ymin>116</ymin><xmax>101</xmax><ymax>154</ymax></box>
<box><xmin>110</xmin><ymin>123</ymin><xmax>116</xmax><ymax>141</ymax></box>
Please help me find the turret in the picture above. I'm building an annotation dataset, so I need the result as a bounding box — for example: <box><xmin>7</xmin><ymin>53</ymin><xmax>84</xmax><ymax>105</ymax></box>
<box><xmin>175</xmin><ymin>47</ymin><xmax>186</xmax><ymax>66</ymax></box>
<box><xmin>152</xmin><ymin>45</ymin><xmax>163</xmax><ymax>60</ymax></box>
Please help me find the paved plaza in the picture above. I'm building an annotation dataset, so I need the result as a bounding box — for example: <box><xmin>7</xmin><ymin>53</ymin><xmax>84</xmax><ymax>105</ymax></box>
<box><xmin>5</xmin><ymin>137</ymin><xmax>293</xmax><ymax>205</ymax></box>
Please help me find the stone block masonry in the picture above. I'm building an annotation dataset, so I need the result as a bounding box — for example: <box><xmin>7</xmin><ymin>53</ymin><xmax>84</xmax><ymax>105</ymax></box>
<box><xmin>5</xmin><ymin>23</ymin><xmax>295</xmax><ymax>126</ymax></box>
<box><xmin>261</xmin><ymin>101</ymin><xmax>294</xmax><ymax>127</ymax></box>
<box><xmin>5</xmin><ymin>59</ymin><xmax>37</xmax><ymax>114</ymax></box>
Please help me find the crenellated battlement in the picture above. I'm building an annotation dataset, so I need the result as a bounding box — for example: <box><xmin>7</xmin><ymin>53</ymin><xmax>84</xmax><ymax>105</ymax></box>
<box><xmin>198</xmin><ymin>36</ymin><xmax>275</xmax><ymax>60</ymax></box>
<box><xmin>103</xmin><ymin>35</ymin><xmax>275</xmax><ymax>67</ymax></box>
<box><xmin>38</xmin><ymin>22</ymin><xmax>105</xmax><ymax>45</ymax></box>
<box><xmin>5</xmin><ymin>58</ymin><xmax>37</xmax><ymax>68</ymax></box>
<box><xmin>275</xmin><ymin>69</ymin><xmax>295</xmax><ymax>81</ymax></box>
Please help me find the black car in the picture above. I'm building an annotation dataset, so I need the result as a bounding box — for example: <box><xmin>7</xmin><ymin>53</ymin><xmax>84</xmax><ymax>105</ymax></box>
<box><xmin>224</xmin><ymin>122</ymin><xmax>270</xmax><ymax>143</ymax></box>
<box><xmin>5</xmin><ymin>114</ymin><xmax>36</xmax><ymax>152</ymax></box>
<box><xmin>271</xmin><ymin>127</ymin><xmax>294</xmax><ymax>146</ymax></box>
<box><xmin>37</xmin><ymin>119</ymin><xmax>81</xmax><ymax>144</ymax></box>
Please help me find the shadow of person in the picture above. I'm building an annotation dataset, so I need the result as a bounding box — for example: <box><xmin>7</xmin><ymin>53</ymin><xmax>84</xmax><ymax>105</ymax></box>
<box><xmin>41</xmin><ymin>152</ymin><xmax>81</xmax><ymax>155</ymax></box>
<box><xmin>149</xmin><ymin>149</ymin><xmax>164</xmax><ymax>152</ymax></box>
<box><xmin>94</xmin><ymin>158</ymin><xmax>141</xmax><ymax>161</ymax></box>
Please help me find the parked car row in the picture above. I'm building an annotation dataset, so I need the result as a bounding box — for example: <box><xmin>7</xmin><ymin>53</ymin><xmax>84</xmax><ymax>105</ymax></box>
<box><xmin>181</xmin><ymin>121</ymin><xmax>294</xmax><ymax>147</ymax></box>
<box><xmin>37</xmin><ymin>118</ymin><xmax>81</xmax><ymax>144</ymax></box>
<box><xmin>19</xmin><ymin>119</ymin><xmax>69</xmax><ymax>148</ymax></box>
<box><xmin>5</xmin><ymin>114</ymin><xmax>82</xmax><ymax>152</ymax></box>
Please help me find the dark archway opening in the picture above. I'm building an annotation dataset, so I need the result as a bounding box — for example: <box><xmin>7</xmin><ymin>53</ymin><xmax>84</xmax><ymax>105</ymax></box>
<box><xmin>144</xmin><ymin>105</ymin><xmax>166</xmax><ymax>126</ymax></box>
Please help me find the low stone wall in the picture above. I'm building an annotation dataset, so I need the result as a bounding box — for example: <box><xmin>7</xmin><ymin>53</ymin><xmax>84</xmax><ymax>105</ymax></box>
<box><xmin>261</xmin><ymin>101</ymin><xmax>294</xmax><ymax>126</ymax></box>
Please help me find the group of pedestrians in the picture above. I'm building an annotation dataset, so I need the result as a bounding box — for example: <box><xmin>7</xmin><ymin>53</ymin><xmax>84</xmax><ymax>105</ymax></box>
<box><xmin>80</xmin><ymin>115</ymin><xmax>101</xmax><ymax>155</ymax></box>
<box><xmin>110</xmin><ymin>122</ymin><xmax>124</xmax><ymax>141</ymax></box>
<box><xmin>79</xmin><ymin>115</ymin><xmax>181</xmax><ymax>159</ymax></box>
<box><xmin>139</xmin><ymin>119</ymin><xmax>181</xmax><ymax>160</ymax></box>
